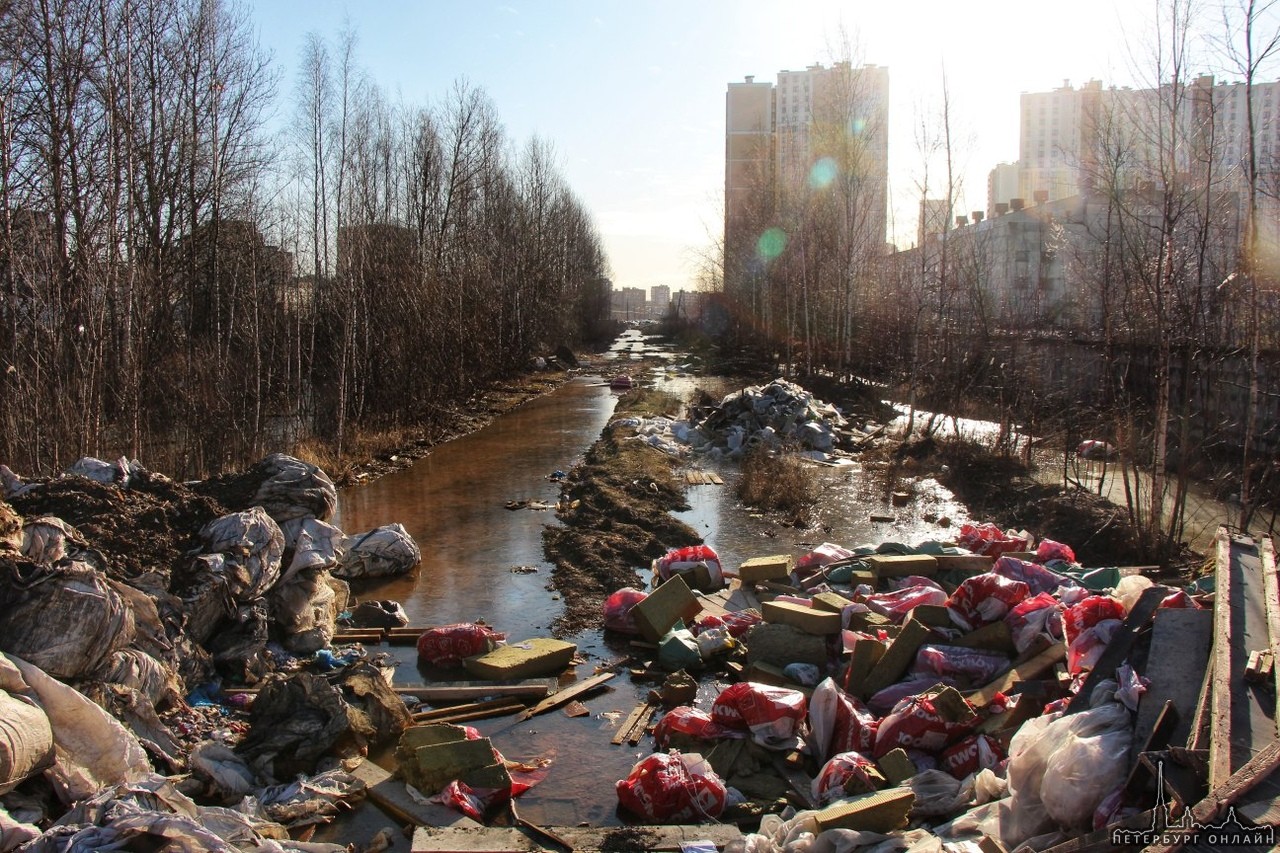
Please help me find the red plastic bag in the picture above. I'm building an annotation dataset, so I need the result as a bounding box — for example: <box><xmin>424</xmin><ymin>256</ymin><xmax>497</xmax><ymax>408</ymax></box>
<box><xmin>809</xmin><ymin>678</ymin><xmax>878</xmax><ymax>761</ymax></box>
<box><xmin>911</xmin><ymin>645</ymin><xmax>1010</xmax><ymax>685</ymax></box>
<box><xmin>993</xmin><ymin>556</ymin><xmax>1071</xmax><ymax>596</ymax></box>
<box><xmin>603</xmin><ymin>587</ymin><xmax>647</xmax><ymax>634</ymax></box>
<box><xmin>1036</xmin><ymin>539</ymin><xmax>1076</xmax><ymax>564</ymax></box>
<box><xmin>946</xmin><ymin>573</ymin><xmax>1031</xmax><ymax>631</ymax></box>
<box><xmin>1067</xmin><ymin>619</ymin><xmax>1122</xmax><ymax>674</ymax></box>
<box><xmin>942</xmin><ymin>733</ymin><xmax>1004</xmax><ymax>778</ymax></box>
<box><xmin>1004</xmin><ymin>592</ymin><xmax>1063</xmax><ymax>653</ymax></box>
<box><xmin>865</xmin><ymin>585</ymin><xmax>949</xmax><ymax>623</ymax></box>
<box><xmin>796</xmin><ymin>542</ymin><xmax>856</xmax><ymax>570</ymax></box>
<box><xmin>812</xmin><ymin>751</ymin><xmax>882</xmax><ymax>804</ymax></box>
<box><xmin>955</xmin><ymin>523</ymin><xmax>1031</xmax><ymax>558</ymax></box>
<box><xmin>653</xmin><ymin>706</ymin><xmax>722</xmax><ymax>750</ymax></box>
<box><xmin>711</xmin><ymin>682</ymin><xmax>808</xmax><ymax>745</ymax></box>
<box><xmin>873</xmin><ymin>690</ymin><xmax>977</xmax><ymax>758</ymax></box>
<box><xmin>692</xmin><ymin>610</ymin><xmax>761</xmax><ymax>638</ymax></box>
<box><xmin>416</xmin><ymin>623</ymin><xmax>505</xmax><ymax>667</ymax></box>
<box><xmin>1159</xmin><ymin>589</ymin><xmax>1197</xmax><ymax>609</ymax></box>
<box><xmin>656</xmin><ymin>545</ymin><xmax>723</xmax><ymax>588</ymax></box>
<box><xmin>1062</xmin><ymin>596</ymin><xmax>1126</xmax><ymax>646</ymax></box>
<box><xmin>615</xmin><ymin>750</ymin><xmax>727</xmax><ymax>823</ymax></box>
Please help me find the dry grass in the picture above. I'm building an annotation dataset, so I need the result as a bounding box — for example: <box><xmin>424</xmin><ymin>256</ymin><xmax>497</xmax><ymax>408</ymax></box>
<box><xmin>737</xmin><ymin>445</ymin><xmax>821</xmax><ymax>526</ymax></box>
<box><xmin>291</xmin><ymin>427</ymin><xmax>419</xmax><ymax>482</ymax></box>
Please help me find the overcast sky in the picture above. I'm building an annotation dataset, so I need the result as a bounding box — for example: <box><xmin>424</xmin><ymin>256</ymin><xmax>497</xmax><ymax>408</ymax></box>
<box><xmin>247</xmin><ymin>0</ymin><xmax>1278</xmax><ymax>293</ymax></box>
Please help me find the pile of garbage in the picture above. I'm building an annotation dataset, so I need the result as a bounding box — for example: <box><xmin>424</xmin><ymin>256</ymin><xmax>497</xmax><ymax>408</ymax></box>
<box><xmin>613</xmin><ymin>378</ymin><xmax>866</xmax><ymax>463</ymax></box>
<box><xmin>601</xmin><ymin>526</ymin><xmax>1214</xmax><ymax>851</ymax></box>
<box><xmin>0</xmin><ymin>453</ymin><xmax>421</xmax><ymax>851</ymax></box>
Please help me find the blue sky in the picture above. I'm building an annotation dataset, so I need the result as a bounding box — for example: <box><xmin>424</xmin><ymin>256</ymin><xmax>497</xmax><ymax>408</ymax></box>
<box><xmin>246</xmin><ymin>0</ymin><xmax>1272</xmax><ymax>292</ymax></box>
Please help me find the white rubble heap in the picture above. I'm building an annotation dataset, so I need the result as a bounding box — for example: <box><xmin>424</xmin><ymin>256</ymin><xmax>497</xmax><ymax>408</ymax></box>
<box><xmin>615</xmin><ymin>378</ymin><xmax>860</xmax><ymax>464</ymax></box>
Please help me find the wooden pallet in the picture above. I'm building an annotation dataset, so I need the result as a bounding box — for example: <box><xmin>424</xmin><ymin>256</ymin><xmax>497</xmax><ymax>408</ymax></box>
<box><xmin>683</xmin><ymin>470</ymin><xmax>723</xmax><ymax>485</ymax></box>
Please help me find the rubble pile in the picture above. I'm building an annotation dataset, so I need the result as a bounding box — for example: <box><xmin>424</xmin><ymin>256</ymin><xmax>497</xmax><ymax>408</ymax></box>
<box><xmin>613</xmin><ymin>378</ymin><xmax>870</xmax><ymax>464</ymax></box>
<box><xmin>597</xmin><ymin>526</ymin><xmax>1246</xmax><ymax>851</ymax></box>
<box><xmin>0</xmin><ymin>453</ymin><xmax>422</xmax><ymax>851</ymax></box>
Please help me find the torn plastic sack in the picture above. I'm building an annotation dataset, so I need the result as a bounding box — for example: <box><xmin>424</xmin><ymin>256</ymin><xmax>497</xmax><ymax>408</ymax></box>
<box><xmin>250</xmin><ymin>453</ymin><xmax>338</xmax><ymax>523</ymax></box>
<box><xmin>236</xmin><ymin>671</ymin><xmax>376</xmax><ymax>782</ymax></box>
<box><xmin>911</xmin><ymin>645</ymin><xmax>1010</xmax><ymax>686</ymax></box>
<box><xmin>190</xmin><ymin>740</ymin><xmax>257</xmax><ymax>800</ymax></box>
<box><xmin>277</xmin><ymin>516</ymin><xmax>343</xmax><ymax>578</ymax></box>
<box><xmin>198</xmin><ymin>507</ymin><xmax>285</xmax><ymax>601</ymax></box>
<box><xmin>603</xmin><ymin>587</ymin><xmax>647</xmax><ymax>635</ymax></box>
<box><xmin>692</xmin><ymin>609</ymin><xmax>761</xmax><ymax>638</ymax></box>
<box><xmin>711</xmin><ymin>683</ymin><xmax>808</xmax><ymax>748</ymax></box>
<box><xmin>946</xmin><ymin>572</ymin><xmax>1030</xmax><ymax>631</ymax></box>
<box><xmin>416</xmin><ymin>623</ymin><xmax>505</xmax><ymax>668</ymax></box>
<box><xmin>941</xmin><ymin>733</ymin><xmax>1004</xmax><ymax>778</ymax></box>
<box><xmin>1037</xmin><ymin>701</ymin><xmax>1133</xmax><ymax>829</ymax></box>
<box><xmin>0</xmin><ymin>688</ymin><xmax>54</xmax><ymax>795</ymax></box>
<box><xmin>94</xmin><ymin>649</ymin><xmax>180</xmax><ymax>707</ymax></box>
<box><xmin>993</xmin><ymin>556</ymin><xmax>1072</xmax><ymax>596</ymax></box>
<box><xmin>19</xmin><ymin>516</ymin><xmax>80</xmax><ymax>564</ymax></box>
<box><xmin>0</xmin><ymin>559</ymin><xmax>136</xmax><ymax>680</ymax></box>
<box><xmin>653</xmin><ymin>707</ymin><xmax>723</xmax><ymax>751</ymax></box>
<box><xmin>954</xmin><ymin>522</ymin><xmax>1032</xmax><ymax>558</ymax></box>
<box><xmin>334</xmin><ymin>523</ymin><xmax>420</xmax><ymax>579</ymax></box>
<box><xmin>1004</xmin><ymin>592</ymin><xmax>1063</xmax><ymax>654</ymax></box>
<box><xmin>869</xmin><ymin>676</ymin><xmax>959</xmax><ymax>716</ymax></box>
<box><xmin>812</xmin><ymin>751</ymin><xmax>882</xmax><ymax>805</ymax></box>
<box><xmin>1063</xmin><ymin>595</ymin><xmax>1127</xmax><ymax>645</ymax></box>
<box><xmin>656</xmin><ymin>545</ymin><xmax>724</xmax><ymax>590</ymax></box>
<box><xmin>873</xmin><ymin>689</ymin><xmax>976</xmax><ymax>758</ymax></box>
<box><xmin>66</xmin><ymin>456</ymin><xmax>142</xmax><ymax>486</ymax></box>
<box><xmin>5</xmin><ymin>651</ymin><xmax>151</xmax><ymax>802</ymax></box>
<box><xmin>615</xmin><ymin>750</ymin><xmax>726</xmax><ymax>823</ymax></box>
<box><xmin>348</xmin><ymin>599</ymin><xmax>409</xmax><ymax>629</ymax></box>
<box><xmin>864</xmin><ymin>584</ymin><xmax>949</xmax><ymax>623</ymax></box>
<box><xmin>1067</xmin><ymin>619</ymin><xmax>1122</xmax><ymax>675</ymax></box>
<box><xmin>270</xmin><ymin>567</ymin><xmax>345</xmax><ymax>655</ymax></box>
<box><xmin>1036</xmin><ymin>539</ymin><xmax>1076</xmax><ymax>564</ymax></box>
<box><xmin>807</xmin><ymin>678</ymin><xmax>877</xmax><ymax>761</ymax></box>
<box><xmin>908</xmin><ymin>768</ymin><xmax>973</xmax><ymax>819</ymax></box>
<box><xmin>796</xmin><ymin>542</ymin><xmax>856</xmax><ymax>571</ymax></box>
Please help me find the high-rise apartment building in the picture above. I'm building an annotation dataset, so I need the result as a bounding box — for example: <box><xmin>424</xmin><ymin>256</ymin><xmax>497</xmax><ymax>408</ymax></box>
<box><xmin>649</xmin><ymin>285</ymin><xmax>671</xmax><ymax>318</ymax></box>
<box><xmin>1019</xmin><ymin>75</ymin><xmax>1280</xmax><ymax>204</ymax></box>
<box><xmin>725</xmin><ymin>63</ymin><xmax>890</xmax><ymax>291</ymax></box>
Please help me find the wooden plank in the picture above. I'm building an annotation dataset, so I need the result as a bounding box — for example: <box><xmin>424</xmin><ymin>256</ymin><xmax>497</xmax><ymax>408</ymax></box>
<box><xmin>1142</xmin><ymin>738</ymin><xmax>1280</xmax><ymax>853</ymax></box>
<box><xmin>516</xmin><ymin>670</ymin><xmax>618</xmax><ymax>721</ymax></box>
<box><xmin>965</xmin><ymin>642</ymin><xmax>1065</xmax><ymax>708</ymax></box>
<box><xmin>394</xmin><ymin>682</ymin><xmax>551</xmax><ymax>702</ymax></box>
<box><xmin>627</xmin><ymin>703</ymin><xmax>657</xmax><ymax>746</ymax></box>
<box><xmin>351</xmin><ymin>759</ymin><xmax>481</xmax><ymax>830</ymax></box>
<box><xmin>1210</xmin><ymin>526</ymin><xmax>1234</xmax><ymax>789</ymax></box>
<box><xmin>1261</xmin><ymin>535</ymin><xmax>1280</xmax><ymax>732</ymax></box>
<box><xmin>1132</xmin><ymin>607</ymin><xmax>1212</xmax><ymax>761</ymax></box>
<box><xmin>411</xmin><ymin>696</ymin><xmax>526</xmax><ymax>724</ymax></box>
<box><xmin>611</xmin><ymin>701</ymin><xmax>653</xmax><ymax>746</ymax></box>
<box><xmin>709</xmin><ymin>472</ymin><xmax>724</xmax><ymax>485</ymax></box>
<box><xmin>1064</xmin><ymin>584</ymin><xmax>1167</xmax><ymax>716</ymax></box>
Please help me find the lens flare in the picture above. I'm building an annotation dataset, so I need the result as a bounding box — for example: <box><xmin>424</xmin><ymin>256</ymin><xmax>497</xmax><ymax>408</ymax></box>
<box><xmin>849</xmin><ymin>117</ymin><xmax>866</xmax><ymax>136</ymax></box>
<box><xmin>757</xmin><ymin>227</ymin><xmax>787</xmax><ymax>261</ymax></box>
<box><xmin>808</xmin><ymin>157</ymin><xmax>838</xmax><ymax>189</ymax></box>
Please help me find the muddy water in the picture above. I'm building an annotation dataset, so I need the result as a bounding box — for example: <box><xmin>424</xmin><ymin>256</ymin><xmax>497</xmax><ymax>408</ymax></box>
<box><xmin>333</xmin><ymin>375</ymin><xmax>665</xmax><ymax>826</ymax></box>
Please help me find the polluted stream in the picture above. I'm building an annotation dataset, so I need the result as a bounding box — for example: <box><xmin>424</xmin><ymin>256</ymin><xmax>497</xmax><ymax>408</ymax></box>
<box><xmin>333</xmin><ymin>341</ymin><xmax>970</xmax><ymax>827</ymax></box>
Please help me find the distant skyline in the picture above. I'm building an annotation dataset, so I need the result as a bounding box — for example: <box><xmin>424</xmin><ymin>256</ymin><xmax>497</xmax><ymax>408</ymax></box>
<box><xmin>247</xmin><ymin>1</ymin><xmax>1278</xmax><ymax>292</ymax></box>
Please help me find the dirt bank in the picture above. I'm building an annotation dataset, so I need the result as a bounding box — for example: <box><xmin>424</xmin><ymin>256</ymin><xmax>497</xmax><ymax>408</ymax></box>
<box><xmin>543</xmin><ymin>387</ymin><xmax>702</xmax><ymax>636</ymax></box>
